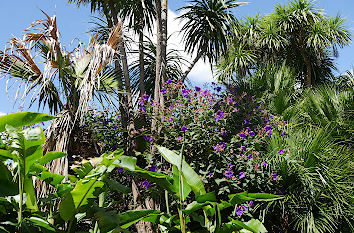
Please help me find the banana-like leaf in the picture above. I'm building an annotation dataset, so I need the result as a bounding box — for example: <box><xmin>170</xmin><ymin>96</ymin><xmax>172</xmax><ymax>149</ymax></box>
<box><xmin>116</xmin><ymin>156</ymin><xmax>177</xmax><ymax>194</ymax></box>
<box><xmin>0</xmin><ymin>112</ymin><xmax>55</xmax><ymax>132</ymax></box>
<box><xmin>106</xmin><ymin>179</ymin><xmax>131</xmax><ymax>194</ymax></box>
<box><xmin>59</xmin><ymin>178</ymin><xmax>105</xmax><ymax>221</ymax></box>
<box><xmin>26</xmin><ymin>217</ymin><xmax>56</xmax><ymax>232</ymax></box>
<box><xmin>0</xmin><ymin>162</ymin><xmax>18</xmax><ymax>196</ymax></box>
<box><xmin>156</xmin><ymin>146</ymin><xmax>206</xmax><ymax>197</ymax></box>
<box><xmin>229</xmin><ymin>192</ymin><xmax>281</xmax><ymax>206</ymax></box>
<box><xmin>119</xmin><ymin>209</ymin><xmax>161</xmax><ymax>229</ymax></box>
<box><xmin>37</xmin><ymin>151</ymin><xmax>67</xmax><ymax>165</ymax></box>
<box><xmin>222</xmin><ymin>218</ymin><xmax>267</xmax><ymax>233</ymax></box>
<box><xmin>172</xmin><ymin>165</ymin><xmax>192</xmax><ymax>201</ymax></box>
<box><xmin>24</xmin><ymin>177</ymin><xmax>38</xmax><ymax>211</ymax></box>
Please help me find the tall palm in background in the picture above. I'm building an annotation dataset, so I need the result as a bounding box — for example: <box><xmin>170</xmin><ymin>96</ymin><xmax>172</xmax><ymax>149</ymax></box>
<box><xmin>0</xmin><ymin>12</ymin><xmax>122</xmax><ymax>178</ymax></box>
<box><xmin>178</xmin><ymin>0</ymin><xmax>245</xmax><ymax>81</ymax></box>
<box><xmin>217</xmin><ymin>0</ymin><xmax>351</xmax><ymax>87</ymax></box>
<box><xmin>119</xmin><ymin>0</ymin><xmax>156</xmax><ymax>96</ymax></box>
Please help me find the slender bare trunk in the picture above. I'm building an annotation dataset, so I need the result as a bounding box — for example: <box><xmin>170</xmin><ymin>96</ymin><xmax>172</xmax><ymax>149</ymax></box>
<box><xmin>108</xmin><ymin>0</ymin><xmax>136</xmax><ymax>154</ymax></box>
<box><xmin>139</xmin><ymin>17</ymin><xmax>145</xmax><ymax>96</ymax></box>
<box><xmin>301</xmin><ymin>49</ymin><xmax>312</xmax><ymax>88</ymax></box>
<box><xmin>152</xmin><ymin>0</ymin><xmax>162</xmax><ymax>134</ymax></box>
<box><xmin>181</xmin><ymin>51</ymin><xmax>203</xmax><ymax>82</ymax></box>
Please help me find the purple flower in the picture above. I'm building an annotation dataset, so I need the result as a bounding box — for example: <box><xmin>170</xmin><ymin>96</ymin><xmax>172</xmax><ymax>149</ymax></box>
<box><xmin>248</xmin><ymin>154</ymin><xmax>253</xmax><ymax>161</ymax></box>
<box><xmin>220</xmin><ymin>142</ymin><xmax>227</xmax><ymax>148</ymax></box>
<box><xmin>265</xmin><ymin>125</ymin><xmax>272</xmax><ymax>131</ymax></box>
<box><xmin>240</xmin><ymin>146</ymin><xmax>246</xmax><ymax>152</ymax></box>
<box><xmin>262</xmin><ymin>162</ymin><xmax>267</xmax><ymax>166</ymax></box>
<box><xmin>228</xmin><ymin>163</ymin><xmax>234</xmax><ymax>169</ymax></box>
<box><xmin>239</xmin><ymin>172</ymin><xmax>245</xmax><ymax>179</ymax></box>
<box><xmin>216</xmin><ymin>86</ymin><xmax>221</xmax><ymax>92</ymax></box>
<box><xmin>278</xmin><ymin>149</ymin><xmax>284</xmax><ymax>155</ymax></box>
<box><xmin>169</xmin><ymin>117</ymin><xmax>174</xmax><ymax>121</ymax></box>
<box><xmin>140</xmin><ymin>107</ymin><xmax>146</xmax><ymax>113</ymax></box>
<box><xmin>149</xmin><ymin>166</ymin><xmax>157</xmax><ymax>172</ymax></box>
<box><xmin>215</xmin><ymin>110</ymin><xmax>224</xmax><ymax>121</ymax></box>
<box><xmin>272</xmin><ymin>173</ymin><xmax>279</xmax><ymax>180</ymax></box>
<box><xmin>221</xmin><ymin>131</ymin><xmax>227</xmax><ymax>137</ymax></box>
<box><xmin>117</xmin><ymin>167</ymin><xmax>124</xmax><ymax>173</ymax></box>
<box><xmin>142</xmin><ymin>180</ymin><xmax>150</xmax><ymax>189</ymax></box>
<box><xmin>142</xmin><ymin>94</ymin><xmax>149</xmax><ymax>101</ymax></box>
<box><xmin>213</xmin><ymin>145</ymin><xmax>220</xmax><ymax>153</ymax></box>
<box><xmin>138</xmin><ymin>99</ymin><xmax>144</xmax><ymax>106</ymax></box>
<box><xmin>249</xmin><ymin>201</ymin><xmax>254</xmax><ymax>207</ymax></box>
<box><xmin>176</xmin><ymin>136</ymin><xmax>183</xmax><ymax>142</ymax></box>
<box><xmin>182</xmin><ymin>89</ymin><xmax>188</xmax><ymax>97</ymax></box>
<box><xmin>143</xmin><ymin>135</ymin><xmax>153</xmax><ymax>142</ymax></box>
<box><xmin>244</xmin><ymin>118</ymin><xmax>250</xmax><ymax>124</ymax></box>
<box><xmin>224</xmin><ymin>170</ymin><xmax>233</xmax><ymax>178</ymax></box>
<box><xmin>195</xmin><ymin>86</ymin><xmax>201</xmax><ymax>92</ymax></box>
<box><xmin>280</xmin><ymin>131</ymin><xmax>286</xmax><ymax>137</ymax></box>
<box><xmin>239</xmin><ymin>133</ymin><xmax>246</xmax><ymax>140</ymax></box>
<box><xmin>249</xmin><ymin>131</ymin><xmax>255</xmax><ymax>137</ymax></box>
<box><xmin>166</xmin><ymin>78</ymin><xmax>172</xmax><ymax>84</ymax></box>
<box><xmin>181</xmin><ymin>126</ymin><xmax>188</xmax><ymax>132</ymax></box>
<box><xmin>236</xmin><ymin>207</ymin><xmax>243</xmax><ymax>216</ymax></box>
<box><xmin>161</xmin><ymin>88</ymin><xmax>167</xmax><ymax>95</ymax></box>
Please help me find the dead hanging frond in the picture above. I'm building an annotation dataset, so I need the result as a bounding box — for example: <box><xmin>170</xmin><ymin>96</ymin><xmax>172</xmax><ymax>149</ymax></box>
<box><xmin>76</xmin><ymin>22</ymin><xmax>123</xmax><ymax>123</ymax></box>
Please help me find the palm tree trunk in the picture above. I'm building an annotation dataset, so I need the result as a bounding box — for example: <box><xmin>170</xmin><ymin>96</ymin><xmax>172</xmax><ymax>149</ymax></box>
<box><xmin>302</xmin><ymin>50</ymin><xmax>313</xmax><ymax>88</ymax></box>
<box><xmin>161</xmin><ymin>0</ymin><xmax>168</xmax><ymax>84</ymax></box>
<box><xmin>152</xmin><ymin>0</ymin><xmax>162</xmax><ymax>135</ymax></box>
<box><xmin>181</xmin><ymin>51</ymin><xmax>203</xmax><ymax>82</ymax></box>
<box><xmin>108</xmin><ymin>0</ymin><xmax>136</xmax><ymax>153</ymax></box>
<box><xmin>139</xmin><ymin>17</ymin><xmax>145</xmax><ymax>96</ymax></box>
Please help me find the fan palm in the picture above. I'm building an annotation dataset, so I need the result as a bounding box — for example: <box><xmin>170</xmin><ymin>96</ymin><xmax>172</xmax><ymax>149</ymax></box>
<box><xmin>0</xmin><ymin>11</ymin><xmax>122</xmax><ymax>177</ymax></box>
<box><xmin>178</xmin><ymin>0</ymin><xmax>246</xmax><ymax>81</ymax></box>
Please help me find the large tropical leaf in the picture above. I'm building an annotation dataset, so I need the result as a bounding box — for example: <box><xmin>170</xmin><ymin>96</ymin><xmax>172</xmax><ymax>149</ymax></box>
<box><xmin>0</xmin><ymin>112</ymin><xmax>55</xmax><ymax>132</ymax></box>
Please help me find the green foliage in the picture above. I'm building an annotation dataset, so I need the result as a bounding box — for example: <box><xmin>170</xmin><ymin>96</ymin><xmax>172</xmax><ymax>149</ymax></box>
<box><xmin>116</xmin><ymin>146</ymin><xmax>280</xmax><ymax>232</ymax></box>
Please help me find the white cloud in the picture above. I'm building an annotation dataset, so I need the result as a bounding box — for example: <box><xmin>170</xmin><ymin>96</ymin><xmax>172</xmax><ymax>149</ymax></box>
<box><xmin>0</xmin><ymin>112</ymin><xmax>6</xmax><ymax>116</ymax></box>
<box><xmin>167</xmin><ymin>9</ymin><xmax>216</xmax><ymax>84</ymax></box>
<box><xmin>125</xmin><ymin>8</ymin><xmax>216</xmax><ymax>85</ymax></box>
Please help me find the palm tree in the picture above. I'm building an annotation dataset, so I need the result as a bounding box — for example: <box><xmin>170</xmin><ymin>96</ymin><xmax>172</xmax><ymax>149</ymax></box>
<box><xmin>130</xmin><ymin>36</ymin><xmax>187</xmax><ymax>97</ymax></box>
<box><xmin>0</xmin><ymin>11</ymin><xmax>122</xmax><ymax>177</ymax></box>
<box><xmin>178</xmin><ymin>0</ymin><xmax>245</xmax><ymax>81</ymax></box>
<box><xmin>119</xmin><ymin>0</ymin><xmax>156</xmax><ymax>96</ymax></box>
<box><xmin>262</xmin><ymin>0</ymin><xmax>351</xmax><ymax>87</ymax></box>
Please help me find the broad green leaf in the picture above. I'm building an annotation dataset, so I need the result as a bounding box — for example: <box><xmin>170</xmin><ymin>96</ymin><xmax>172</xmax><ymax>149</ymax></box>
<box><xmin>37</xmin><ymin>151</ymin><xmax>67</xmax><ymax>165</ymax></box>
<box><xmin>24</xmin><ymin>177</ymin><xmax>38</xmax><ymax>211</ymax></box>
<box><xmin>0</xmin><ymin>162</ymin><xmax>18</xmax><ymax>197</ymax></box>
<box><xmin>196</xmin><ymin>192</ymin><xmax>217</xmax><ymax>203</ymax></box>
<box><xmin>0</xmin><ymin>149</ymin><xmax>16</xmax><ymax>160</ymax></box>
<box><xmin>227</xmin><ymin>218</ymin><xmax>268</xmax><ymax>233</ymax></box>
<box><xmin>59</xmin><ymin>178</ymin><xmax>104</xmax><ymax>221</ymax></box>
<box><xmin>172</xmin><ymin>165</ymin><xmax>191</xmax><ymax>201</ymax></box>
<box><xmin>119</xmin><ymin>209</ymin><xmax>161</xmax><ymax>229</ymax></box>
<box><xmin>229</xmin><ymin>192</ymin><xmax>280</xmax><ymax>206</ymax></box>
<box><xmin>156</xmin><ymin>146</ymin><xmax>206</xmax><ymax>197</ymax></box>
<box><xmin>40</xmin><ymin>171</ymin><xmax>65</xmax><ymax>187</ymax></box>
<box><xmin>0</xmin><ymin>112</ymin><xmax>55</xmax><ymax>132</ymax></box>
<box><xmin>72</xmin><ymin>162</ymin><xmax>94</xmax><ymax>179</ymax></box>
<box><xmin>26</xmin><ymin>217</ymin><xmax>56</xmax><ymax>231</ymax></box>
<box><xmin>116</xmin><ymin>156</ymin><xmax>176</xmax><ymax>194</ymax></box>
<box><xmin>106</xmin><ymin>179</ymin><xmax>131</xmax><ymax>194</ymax></box>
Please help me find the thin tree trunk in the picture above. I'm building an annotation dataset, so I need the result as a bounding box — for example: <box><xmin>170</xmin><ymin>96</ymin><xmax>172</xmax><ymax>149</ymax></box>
<box><xmin>161</xmin><ymin>0</ymin><xmax>168</xmax><ymax>84</ymax></box>
<box><xmin>139</xmin><ymin>17</ymin><xmax>145</xmax><ymax>96</ymax></box>
<box><xmin>301</xmin><ymin>49</ymin><xmax>312</xmax><ymax>88</ymax></box>
<box><xmin>181</xmin><ymin>51</ymin><xmax>203</xmax><ymax>82</ymax></box>
<box><xmin>152</xmin><ymin>0</ymin><xmax>162</xmax><ymax>135</ymax></box>
<box><xmin>108</xmin><ymin>0</ymin><xmax>136</xmax><ymax>154</ymax></box>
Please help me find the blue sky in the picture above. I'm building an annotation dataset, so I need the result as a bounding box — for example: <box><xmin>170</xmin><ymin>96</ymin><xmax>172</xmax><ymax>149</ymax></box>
<box><xmin>0</xmin><ymin>0</ymin><xmax>353</xmax><ymax>115</ymax></box>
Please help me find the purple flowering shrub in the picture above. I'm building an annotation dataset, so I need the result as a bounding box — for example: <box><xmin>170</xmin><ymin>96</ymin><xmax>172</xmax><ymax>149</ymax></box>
<box><xmin>138</xmin><ymin>81</ymin><xmax>283</xmax><ymax>203</ymax></box>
